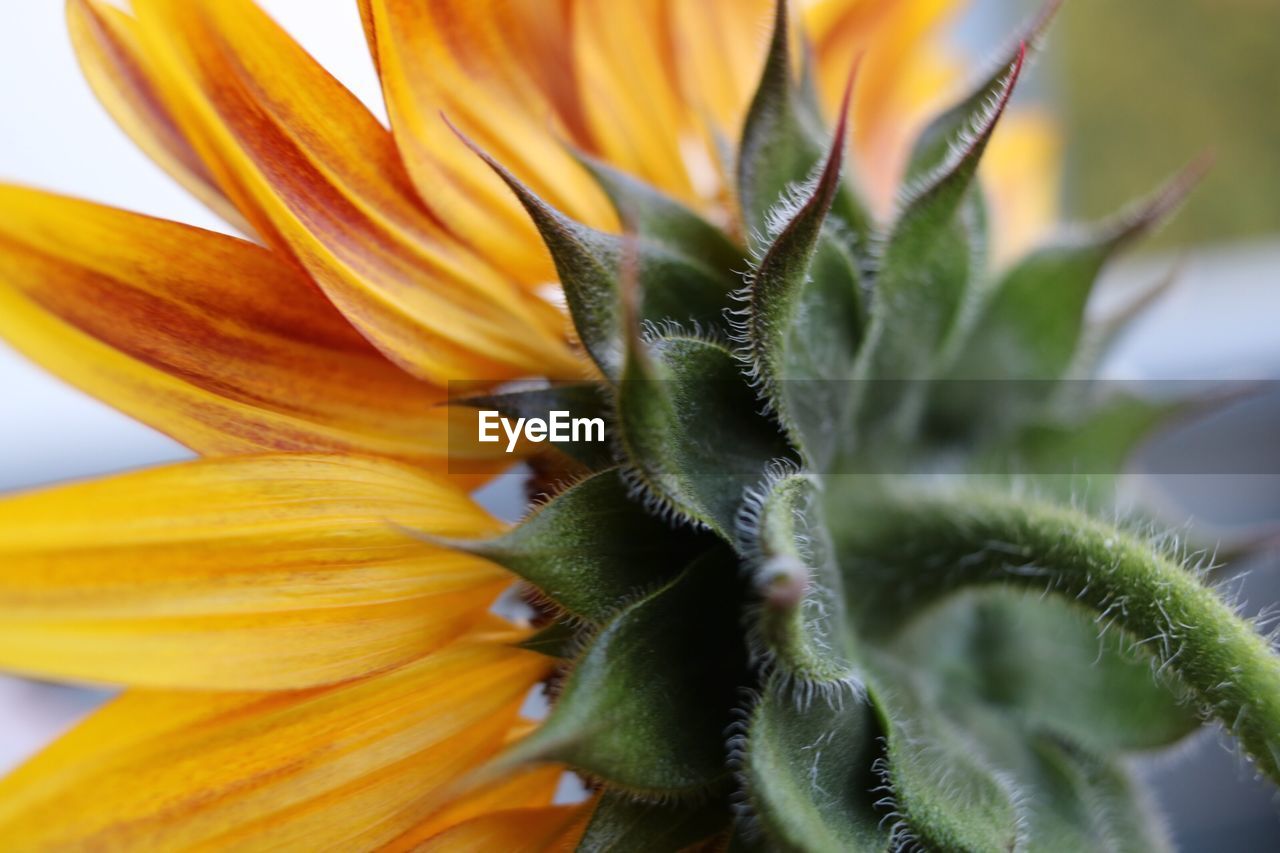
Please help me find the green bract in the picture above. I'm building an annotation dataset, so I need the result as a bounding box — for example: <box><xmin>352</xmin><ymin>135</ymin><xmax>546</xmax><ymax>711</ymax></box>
<box><xmin>449</xmin><ymin>2</ymin><xmax>1280</xmax><ymax>848</ymax></box>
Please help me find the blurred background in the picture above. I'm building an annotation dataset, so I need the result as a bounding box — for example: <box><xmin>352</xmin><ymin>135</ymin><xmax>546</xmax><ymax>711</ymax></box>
<box><xmin>1</xmin><ymin>0</ymin><xmax>1277</xmax><ymax>847</ymax></box>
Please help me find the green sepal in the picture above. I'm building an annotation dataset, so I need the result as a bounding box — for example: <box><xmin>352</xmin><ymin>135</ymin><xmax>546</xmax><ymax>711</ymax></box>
<box><xmin>1066</xmin><ymin>265</ymin><xmax>1178</xmax><ymax>384</ymax></box>
<box><xmin>517</xmin><ymin>619</ymin><xmax>580</xmax><ymax>660</ymax></box>
<box><xmin>928</xmin><ymin>389</ymin><xmax>1181</xmax><ymax>500</ymax></box>
<box><xmin>736</xmin><ymin>0</ymin><xmax>869</xmax><ymax>249</ymax></box>
<box><xmin>905</xmin><ymin>0</ymin><xmax>1063</xmax><ymax>181</ymax></box>
<box><xmin>739</xmin><ymin>673</ymin><xmax>888</xmax><ymax>851</ymax></box>
<box><xmin>865</xmin><ymin>661</ymin><xmax>1023</xmax><ymax>852</ymax></box>
<box><xmin>575</xmin><ymin>790</ymin><xmax>730</xmax><ymax>852</ymax></box>
<box><xmin>738</xmin><ymin>105</ymin><xmax>866</xmax><ymax>468</ymax></box>
<box><xmin>512</xmin><ymin>548</ymin><xmax>748</xmax><ymax>799</ymax></box>
<box><xmin>870</xmin><ymin>628</ymin><xmax>1173</xmax><ymax>850</ymax></box>
<box><xmin>453</xmin><ymin>381</ymin><xmax>614</xmax><ymax>469</ymax></box>
<box><xmin>873</xmin><ymin>47</ymin><xmax>1024</xmax><ymax>367</ymax></box>
<box><xmin>460</xmin><ymin>132</ymin><xmax>736</xmax><ymax>379</ymax></box>
<box><xmin>1012</xmin><ymin>738</ymin><xmax>1172</xmax><ymax>853</ymax></box>
<box><xmin>935</xmin><ymin>696</ymin><xmax>1174</xmax><ymax>852</ymax></box>
<box><xmin>867</xmin><ymin>640</ymin><xmax>1173</xmax><ymax>852</ymax></box>
<box><xmin>446</xmin><ymin>469</ymin><xmax>706</xmax><ymax>624</ymax></box>
<box><xmin>942</xmin><ymin>158</ymin><xmax>1208</xmax><ymax>394</ymax></box>
<box><xmin>741</xmin><ymin>469</ymin><xmax>859</xmax><ymax>690</ymax></box>
<box><xmin>852</xmin><ymin>49</ymin><xmax>1024</xmax><ymax>443</ymax></box>
<box><xmin>1000</xmin><ymin>393</ymin><xmax>1182</xmax><ymax>496</ymax></box>
<box><xmin>929</xmin><ymin>159</ymin><xmax>1203</xmax><ymax>443</ymax></box>
<box><xmin>889</xmin><ymin>589</ymin><xmax>1200</xmax><ymax>754</ymax></box>
<box><xmin>574</xmin><ymin>150</ymin><xmax>745</xmax><ymax>283</ymax></box>
<box><xmin>616</xmin><ymin>332</ymin><xmax>793</xmax><ymax>538</ymax></box>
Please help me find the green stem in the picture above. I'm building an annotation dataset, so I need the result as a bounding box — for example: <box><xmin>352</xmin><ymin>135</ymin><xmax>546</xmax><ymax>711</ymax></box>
<box><xmin>841</xmin><ymin>484</ymin><xmax>1280</xmax><ymax>783</ymax></box>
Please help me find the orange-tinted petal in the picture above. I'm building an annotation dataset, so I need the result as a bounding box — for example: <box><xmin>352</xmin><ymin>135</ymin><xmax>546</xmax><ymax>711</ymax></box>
<box><xmin>0</xmin><ymin>639</ymin><xmax>549</xmax><ymax>850</ymax></box>
<box><xmin>0</xmin><ymin>185</ymin><xmax>490</xmax><ymax>471</ymax></box>
<box><xmin>367</xmin><ymin>0</ymin><xmax>618</xmax><ymax>289</ymax></box>
<box><xmin>408</xmin><ymin>805</ymin><xmax>589</xmax><ymax>853</ymax></box>
<box><xmin>130</xmin><ymin>0</ymin><xmax>582</xmax><ymax>382</ymax></box>
<box><xmin>0</xmin><ymin>454</ymin><xmax>509</xmax><ymax>690</ymax></box>
<box><xmin>572</xmin><ymin>0</ymin><xmax>703</xmax><ymax>204</ymax></box>
<box><xmin>66</xmin><ymin>0</ymin><xmax>251</xmax><ymax>234</ymax></box>
<box><xmin>356</xmin><ymin>0</ymin><xmax>379</xmax><ymax>73</ymax></box>
<box><xmin>384</xmin><ymin>765</ymin><xmax>565</xmax><ymax>850</ymax></box>
<box><xmin>669</xmin><ymin>0</ymin><xmax>773</xmax><ymax>136</ymax></box>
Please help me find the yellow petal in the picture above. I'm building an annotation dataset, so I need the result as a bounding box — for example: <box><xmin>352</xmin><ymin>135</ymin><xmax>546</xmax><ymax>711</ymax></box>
<box><xmin>408</xmin><ymin>805</ymin><xmax>589</xmax><ymax>853</ymax></box>
<box><xmin>129</xmin><ymin>0</ymin><xmax>583</xmax><ymax>382</ymax></box>
<box><xmin>0</xmin><ymin>638</ymin><xmax>549</xmax><ymax>851</ymax></box>
<box><xmin>0</xmin><ymin>454</ymin><xmax>510</xmax><ymax>690</ymax></box>
<box><xmin>982</xmin><ymin>108</ymin><xmax>1063</xmax><ymax>267</ymax></box>
<box><xmin>66</xmin><ymin>0</ymin><xmax>252</xmax><ymax>234</ymax></box>
<box><xmin>572</xmin><ymin>0</ymin><xmax>702</xmax><ymax>204</ymax></box>
<box><xmin>367</xmin><ymin>0</ymin><xmax>618</xmax><ymax>288</ymax></box>
<box><xmin>669</xmin><ymin>0</ymin><xmax>773</xmax><ymax>137</ymax></box>
<box><xmin>0</xmin><ymin>185</ymin><xmax>492</xmax><ymax>472</ymax></box>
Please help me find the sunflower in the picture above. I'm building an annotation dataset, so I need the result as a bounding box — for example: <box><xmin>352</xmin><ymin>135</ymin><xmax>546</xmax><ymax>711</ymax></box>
<box><xmin>0</xmin><ymin>0</ymin><xmax>1116</xmax><ymax>848</ymax></box>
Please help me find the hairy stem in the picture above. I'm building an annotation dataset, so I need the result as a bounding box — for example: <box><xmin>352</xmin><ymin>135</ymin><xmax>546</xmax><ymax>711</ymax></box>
<box><xmin>838</xmin><ymin>483</ymin><xmax>1280</xmax><ymax>783</ymax></box>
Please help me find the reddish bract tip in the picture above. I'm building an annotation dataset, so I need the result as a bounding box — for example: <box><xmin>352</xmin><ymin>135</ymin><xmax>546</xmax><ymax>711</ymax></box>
<box><xmin>1020</xmin><ymin>0</ymin><xmax>1066</xmax><ymax>55</ymax></box>
<box><xmin>618</xmin><ymin>234</ymin><xmax>643</xmax><ymax>337</ymax></box>
<box><xmin>1155</xmin><ymin>151</ymin><xmax>1215</xmax><ymax>219</ymax></box>
<box><xmin>1008</xmin><ymin>42</ymin><xmax>1029</xmax><ymax>100</ymax></box>
<box><xmin>980</xmin><ymin>42</ymin><xmax>1026</xmax><ymax>141</ymax></box>
<box><xmin>440</xmin><ymin>111</ymin><xmax>498</xmax><ymax>171</ymax></box>
<box><xmin>1111</xmin><ymin>151</ymin><xmax>1215</xmax><ymax>247</ymax></box>
<box><xmin>832</xmin><ymin>52</ymin><xmax>864</xmax><ymax>151</ymax></box>
<box><xmin>810</xmin><ymin>53</ymin><xmax>863</xmax><ymax>207</ymax></box>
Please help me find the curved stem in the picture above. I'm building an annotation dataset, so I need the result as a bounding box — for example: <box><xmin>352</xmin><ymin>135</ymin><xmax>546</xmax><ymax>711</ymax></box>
<box><xmin>839</xmin><ymin>484</ymin><xmax>1280</xmax><ymax>784</ymax></box>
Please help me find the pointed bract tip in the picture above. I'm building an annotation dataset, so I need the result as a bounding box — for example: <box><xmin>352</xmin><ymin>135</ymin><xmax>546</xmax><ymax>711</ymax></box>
<box><xmin>618</xmin><ymin>233</ymin><xmax>643</xmax><ymax>333</ymax></box>
<box><xmin>392</xmin><ymin>521</ymin><xmax>500</xmax><ymax>559</ymax></box>
<box><xmin>772</xmin><ymin>0</ymin><xmax>791</xmax><ymax>40</ymax></box>
<box><xmin>959</xmin><ymin>0</ymin><xmax>1057</xmax><ymax>115</ymax></box>
<box><xmin>955</xmin><ymin>44</ymin><xmax>1025</xmax><ymax>165</ymax></box>
<box><xmin>902</xmin><ymin>41</ymin><xmax>1024</xmax><ymax>210</ymax></box>
<box><xmin>1026</xmin><ymin>0</ymin><xmax>1067</xmax><ymax>50</ymax></box>
<box><xmin>1010</xmin><ymin>41</ymin><xmax>1029</xmax><ymax>92</ymax></box>
<box><xmin>440</xmin><ymin>112</ymin><xmax>484</xmax><ymax>160</ymax></box>
<box><xmin>1111</xmin><ymin>151</ymin><xmax>1213</xmax><ymax>246</ymax></box>
<box><xmin>432</xmin><ymin>727</ymin><xmax>569</xmax><ymax>812</ymax></box>
<box><xmin>761</xmin><ymin>0</ymin><xmax>799</xmax><ymax>84</ymax></box>
<box><xmin>442</xmin><ymin>110</ymin><xmax>585</xmax><ymax>246</ymax></box>
<box><xmin>1163</xmin><ymin>150</ymin><xmax>1215</xmax><ymax>209</ymax></box>
<box><xmin>807</xmin><ymin>56</ymin><xmax>861</xmax><ymax>208</ymax></box>
<box><xmin>441</xmin><ymin>111</ymin><xmax>535</xmax><ymax>200</ymax></box>
<box><xmin>967</xmin><ymin>42</ymin><xmax>1026</xmax><ymax>148</ymax></box>
<box><xmin>832</xmin><ymin>53</ymin><xmax>864</xmax><ymax>148</ymax></box>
